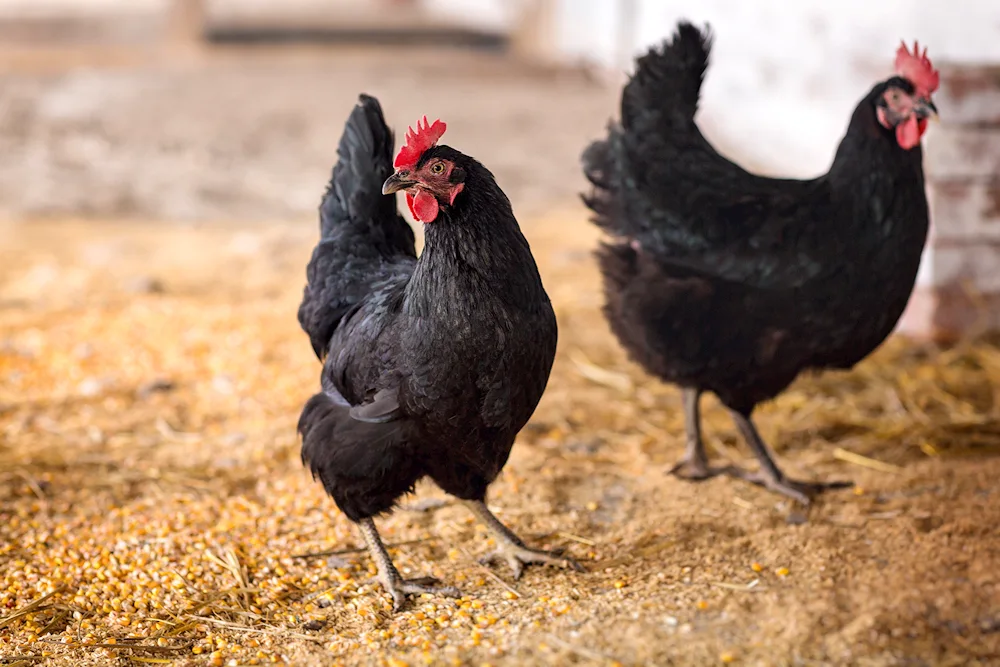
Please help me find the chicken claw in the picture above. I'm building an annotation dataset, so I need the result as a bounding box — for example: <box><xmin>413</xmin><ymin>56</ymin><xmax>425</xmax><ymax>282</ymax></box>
<box><xmin>730</xmin><ymin>468</ymin><xmax>854</xmax><ymax>506</ymax></box>
<box><xmin>668</xmin><ymin>455</ymin><xmax>729</xmax><ymax>481</ymax></box>
<box><xmin>378</xmin><ymin>575</ymin><xmax>461</xmax><ymax>613</ymax></box>
<box><xmin>730</xmin><ymin>410</ymin><xmax>853</xmax><ymax>505</ymax></box>
<box><xmin>359</xmin><ymin>518</ymin><xmax>461</xmax><ymax>612</ymax></box>
<box><xmin>479</xmin><ymin>544</ymin><xmax>583</xmax><ymax>580</ymax></box>
<box><xmin>466</xmin><ymin>500</ymin><xmax>585</xmax><ymax>579</ymax></box>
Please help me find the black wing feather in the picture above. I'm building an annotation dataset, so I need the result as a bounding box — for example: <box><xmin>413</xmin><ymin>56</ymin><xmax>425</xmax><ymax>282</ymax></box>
<box><xmin>583</xmin><ymin>22</ymin><xmax>829</xmax><ymax>288</ymax></box>
<box><xmin>297</xmin><ymin>94</ymin><xmax>417</xmax><ymax>359</ymax></box>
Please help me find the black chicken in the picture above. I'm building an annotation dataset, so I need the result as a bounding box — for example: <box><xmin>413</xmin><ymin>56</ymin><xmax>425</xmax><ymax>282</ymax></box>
<box><xmin>583</xmin><ymin>23</ymin><xmax>939</xmax><ymax>504</ymax></box>
<box><xmin>297</xmin><ymin>94</ymin><xmax>581</xmax><ymax>610</ymax></box>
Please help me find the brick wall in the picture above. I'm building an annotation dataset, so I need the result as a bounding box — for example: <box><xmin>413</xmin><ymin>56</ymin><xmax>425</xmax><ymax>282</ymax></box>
<box><xmin>898</xmin><ymin>66</ymin><xmax>1000</xmax><ymax>341</ymax></box>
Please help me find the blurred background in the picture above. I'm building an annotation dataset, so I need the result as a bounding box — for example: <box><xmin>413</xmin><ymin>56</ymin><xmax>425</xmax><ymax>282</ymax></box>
<box><xmin>1</xmin><ymin>2</ymin><xmax>998</xmax><ymax>665</ymax></box>
<box><xmin>2</xmin><ymin>0</ymin><xmax>998</xmax><ymax>333</ymax></box>
<box><xmin>2</xmin><ymin>0</ymin><xmax>998</xmax><ymax>221</ymax></box>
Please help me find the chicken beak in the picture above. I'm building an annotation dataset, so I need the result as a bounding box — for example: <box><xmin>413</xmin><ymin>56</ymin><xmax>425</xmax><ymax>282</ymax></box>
<box><xmin>916</xmin><ymin>98</ymin><xmax>939</xmax><ymax>123</ymax></box>
<box><xmin>382</xmin><ymin>173</ymin><xmax>417</xmax><ymax>195</ymax></box>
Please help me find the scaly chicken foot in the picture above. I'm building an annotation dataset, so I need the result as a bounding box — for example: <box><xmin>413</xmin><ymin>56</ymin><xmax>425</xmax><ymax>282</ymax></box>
<box><xmin>669</xmin><ymin>389</ymin><xmax>730</xmax><ymax>480</ymax></box>
<box><xmin>728</xmin><ymin>468</ymin><xmax>853</xmax><ymax>505</ymax></box>
<box><xmin>729</xmin><ymin>410</ymin><xmax>853</xmax><ymax>505</ymax></box>
<box><xmin>358</xmin><ymin>517</ymin><xmax>461</xmax><ymax>612</ymax></box>
<box><xmin>465</xmin><ymin>500</ymin><xmax>585</xmax><ymax>580</ymax></box>
<box><xmin>668</xmin><ymin>455</ymin><xmax>723</xmax><ymax>480</ymax></box>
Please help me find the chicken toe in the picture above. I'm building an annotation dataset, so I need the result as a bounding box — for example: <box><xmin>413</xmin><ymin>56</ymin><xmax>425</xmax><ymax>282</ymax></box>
<box><xmin>729</xmin><ymin>410</ymin><xmax>853</xmax><ymax>505</ymax></box>
<box><xmin>359</xmin><ymin>518</ymin><xmax>460</xmax><ymax>612</ymax></box>
<box><xmin>465</xmin><ymin>500</ymin><xmax>584</xmax><ymax>579</ymax></box>
<box><xmin>379</xmin><ymin>575</ymin><xmax>462</xmax><ymax>613</ymax></box>
<box><xmin>668</xmin><ymin>455</ymin><xmax>729</xmax><ymax>481</ymax></box>
<box><xmin>729</xmin><ymin>468</ymin><xmax>853</xmax><ymax>505</ymax></box>
<box><xmin>479</xmin><ymin>544</ymin><xmax>583</xmax><ymax>580</ymax></box>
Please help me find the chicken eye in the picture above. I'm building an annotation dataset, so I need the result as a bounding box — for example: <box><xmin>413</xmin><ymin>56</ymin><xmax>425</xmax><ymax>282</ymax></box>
<box><xmin>431</xmin><ymin>162</ymin><xmax>445</xmax><ymax>174</ymax></box>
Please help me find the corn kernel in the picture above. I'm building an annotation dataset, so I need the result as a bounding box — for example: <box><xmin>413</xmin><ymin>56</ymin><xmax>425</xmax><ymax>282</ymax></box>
<box><xmin>776</xmin><ymin>567</ymin><xmax>790</xmax><ymax>577</ymax></box>
<box><xmin>720</xmin><ymin>652</ymin><xmax>736</xmax><ymax>663</ymax></box>
<box><xmin>696</xmin><ymin>600</ymin><xmax>708</xmax><ymax>610</ymax></box>
<box><xmin>750</xmin><ymin>562</ymin><xmax>763</xmax><ymax>573</ymax></box>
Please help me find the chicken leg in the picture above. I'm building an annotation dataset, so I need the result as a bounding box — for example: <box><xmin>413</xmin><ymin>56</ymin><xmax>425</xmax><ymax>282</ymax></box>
<box><xmin>465</xmin><ymin>500</ymin><xmax>584</xmax><ymax>579</ymax></box>
<box><xmin>358</xmin><ymin>517</ymin><xmax>461</xmax><ymax>612</ymax></box>
<box><xmin>728</xmin><ymin>410</ymin><xmax>853</xmax><ymax>505</ymax></box>
<box><xmin>668</xmin><ymin>388</ymin><xmax>728</xmax><ymax>480</ymax></box>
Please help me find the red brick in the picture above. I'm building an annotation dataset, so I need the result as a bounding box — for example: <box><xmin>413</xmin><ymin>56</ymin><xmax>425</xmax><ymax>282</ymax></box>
<box><xmin>924</xmin><ymin>126</ymin><xmax>1000</xmax><ymax>180</ymax></box>
<box><xmin>919</xmin><ymin>240</ymin><xmax>1000</xmax><ymax>292</ymax></box>
<box><xmin>935</xmin><ymin>65</ymin><xmax>1000</xmax><ymax>127</ymax></box>
<box><xmin>891</xmin><ymin>64</ymin><xmax>1000</xmax><ymax>340</ymax></box>
<box><xmin>928</xmin><ymin>179</ymin><xmax>1000</xmax><ymax>241</ymax></box>
<box><xmin>898</xmin><ymin>285</ymin><xmax>1000</xmax><ymax>342</ymax></box>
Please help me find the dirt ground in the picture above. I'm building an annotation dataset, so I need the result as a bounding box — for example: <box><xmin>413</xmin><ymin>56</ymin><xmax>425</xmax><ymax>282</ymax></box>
<box><xmin>1</xmin><ymin>43</ymin><xmax>999</xmax><ymax>667</ymax></box>
<box><xmin>1</xmin><ymin>211</ymin><xmax>999</xmax><ymax>667</ymax></box>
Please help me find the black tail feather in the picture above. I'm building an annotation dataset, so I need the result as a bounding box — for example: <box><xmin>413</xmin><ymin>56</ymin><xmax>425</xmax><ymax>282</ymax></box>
<box><xmin>319</xmin><ymin>94</ymin><xmax>400</xmax><ymax>240</ymax></box>
<box><xmin>297</xmin><ymin>94</ymin><xmax>417</xmax><ymax>360</ymax></box>
<box><xmin>621</xmin><ymin>21</ymin><xmax>712</xmax><ymax>133</ymax></box>
<box><xmin>582</xmin><ymin>21</ymin><xmax>712</xmax><ymax>243</ymax></box>
<box><xmin>298</xmin><ymin>392</ymin><xmax>422</xmax><ymax>522</ymax></box>
<box><xmin>581</xmin><ymin>126</ymin><xmax>626</xmax><ymax>236</ymax></box>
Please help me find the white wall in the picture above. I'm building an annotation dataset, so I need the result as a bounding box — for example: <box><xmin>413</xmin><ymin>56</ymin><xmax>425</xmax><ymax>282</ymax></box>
<box><xmin>551</xmin><ymin>0</ymin><xmax>1000</xmax><ymax>175</ymax></box>
<box><xmin>0</xmin><ymin>0</ymin><xmax>164</xmax><ymax>14</ymax></box>
<box><xmin>420</xmin><ymin>0</ymin><xmax>513</xmax><ymax>31</ymax></box>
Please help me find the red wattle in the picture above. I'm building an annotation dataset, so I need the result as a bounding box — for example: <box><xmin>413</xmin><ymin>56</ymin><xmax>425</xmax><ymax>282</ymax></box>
<box><xmin>406</xmin><ymin>190</ymin><xmax>440</xmax><ymax>223</ymax></box>
<box><xmin>895</xmin><ymin>115</ymin><xmax>922</xmax><ymax>150</ymax></box>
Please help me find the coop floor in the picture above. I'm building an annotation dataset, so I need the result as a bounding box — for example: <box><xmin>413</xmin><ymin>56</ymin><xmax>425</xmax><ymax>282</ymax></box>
<box><xmin>1</xmin><ymin>213</ymin><xmax>998</xmax><ymax>667</ymax></box>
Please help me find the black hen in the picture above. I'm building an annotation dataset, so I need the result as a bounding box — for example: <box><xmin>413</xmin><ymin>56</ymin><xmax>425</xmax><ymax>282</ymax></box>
<box><xmin>583</xmin><ymin>23</ymin><xmax>939</xmax><ymax>504</ymax></box>
<box><xmin>298</xmin><ymin>95</ymin><xmax>580</xmax><ymax>611</ymax></box>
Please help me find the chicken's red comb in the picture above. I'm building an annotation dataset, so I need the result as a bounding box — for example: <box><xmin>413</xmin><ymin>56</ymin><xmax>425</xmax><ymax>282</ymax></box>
<box><xmin>394</xmin><ymin>116</ymin><xmax>447</xmax><ymax>170</ymax></box>
<box><xmin>895</xmin><ymin>40</ymin><xmax>939</xmax><ymax>96</ymax></box>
